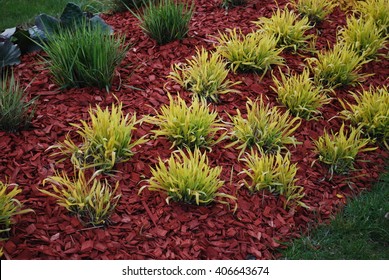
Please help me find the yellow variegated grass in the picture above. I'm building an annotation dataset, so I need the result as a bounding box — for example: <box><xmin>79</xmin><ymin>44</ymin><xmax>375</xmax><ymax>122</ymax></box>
<box><xmin>40</xmin><ymin>169</ymin><xmax>121</xmax><ymax>226</ymax></box>
<box><xmin>272</xmin><ymin>68</ymin><xmax>332</xmax><ymax>119</ymax></box>
<box><xmin>0</xmin><ymin>182</ymin><xmax>33</xmax><ymax>239</ymax></box>
<box><xmin>168</xmin><ymin>47</ymin><xmax>241</xmax><ymax>102</ymax></box>
<box><xmin>355</xmin><ymin>0</ymin><xmax>389</xmax><ymax>33</ymax></box>
<box><xmin>215</xmin><ymin>28</ymin><xmax>284</xmax><ymax>73</ymax></box>
<box><xmin>140</xmin><ymin>148</ymin><xmax>237</xmax><ymax>207</ymax></box>
<box><xmin>241</xmin><ymin>150</ymin><xmax>307</xmax><ymax>209</ymax></box>
<box><xmin>307</xmin><ymin>43</ymin><xmax>370</xmax><ymax>88</ymax></box>
<box><xmin>313</xmin><ymin>123</ymin><xmax>376</xmax><ymax>176</ymax></box>
<box><xmin>338</xmin><ymin>16</ymin><xmax>387</xmax><ymax>59</ymax></box>
<box><xmin>253</xmin><ymin>7</ymin><xmax>314</xmax><ymax>50</ymax></box>
<box><xmin>340</xmin><ymin>86</ymin><xmax>389</xmax><ymax>148</ymax></box>
<box><xmin>291</xmin><ymin>0</ymin><xmax>337</xmax><ymax>23</ymax></box>
<box><xmin>146</xmin><ymin>94</ymin><xmax>227</xmax><ymax>149</ymax></box>
<box><xmin>49</xmin><ymin>101</ymin><xmax>147</xmax><ymax>173</ymax></box>
<box><xmin>227</xmin><ymin>98</ymin><xmax>301</xmax><ymax>157</ymax></box>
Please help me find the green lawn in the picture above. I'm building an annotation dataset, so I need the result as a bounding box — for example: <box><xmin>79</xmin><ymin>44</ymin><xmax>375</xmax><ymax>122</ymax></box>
<box><xmin>0</xmin><ymin>0</ymin><xmax>113</xmax><ymax>31</ymax></box>
<box><xmin>281</xmin><ymin>167</ymin><xmax>389</xmax><ymax>259</ymax></box>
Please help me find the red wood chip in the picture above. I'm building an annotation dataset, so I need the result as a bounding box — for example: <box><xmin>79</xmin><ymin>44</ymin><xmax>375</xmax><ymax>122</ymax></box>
<box><xmin>50</xmin><ymin>233</ymin><xmax>60</xmax><ymax>242</ymax></box>
<box><xmin>95</xmin><ymin>242</ymin><xmax>107</xmax><ymax>252</ymax></box>
<box><xmin>25</xmin><ymin>224</ymin><xmax>37</xmax><ymax>235</ymax></box>
<box><xmin>80</xmin><ymin>240</ymin><xmax>94</xmax><ymax>253</ymax></box>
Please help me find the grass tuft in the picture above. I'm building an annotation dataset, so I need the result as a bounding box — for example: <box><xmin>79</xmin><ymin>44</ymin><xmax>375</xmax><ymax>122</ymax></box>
<box><xmin>0</xmin><ymin>71</ymin><xmax>36</xmax><ymax>132</ymax></box>
<box><xmin>291</xmin><ymin>0</ymin><xmax>337</xmax><ymax>23</ymax></box>
<box><xmin>253</xmin><ymin>7</ymin><xmax>314</xmax><ymax>51</ymax></box>
<box><xmin>39</xmin><ymin>20</ymin><xmax>127</xmax><ymax>91</ymax></box>
<box><xmin>140</xmin><ymin>148</ymin><xmax>237</xmax><ymax>207</ymax></box>
<box><xmin>41</xmin><ymin>168</ymin><xmax>121</xmax><ymax>226</ymax></box>
<box><xmin>168</xmin><ymin>47</ymin><xmax>241</xmax><ymax>102</ymax></box>
<box><xmin>313</xmin><ymin>123</ymin><xmax>376</xmax><ymax>176</ymax></box>
<box><xmin>49</xmin><ymin>101</ymin><xmax>147</xmax><ymax>173</ymax></box>
<box><xmin>307</xmin><ymin>43</ymin><xmax>370</xmax><ymax>88</ymax></box>
<box><xmin>0</xmin><ymin>181</ymin><xmax>33</xmax><ymax>240</ymax></box>
<box><xmin>215</xmin><ymin>28</ymin><xmax>284</xmax><ymax>74</ymax></box>
<box><xmin>241</xmin><ymin>150</ymin><xmax>307</xmax><ymax>209</ymax></box>
<box><xmin>340</xmin><ymin>86</ymin><xmax>389</xmax><ymax>148</ymax></box>
<box><xmin>272</xmin><ymin>68</ymin><xmax>331</xmax><ymax>120</ymax></box>
<box><xmin>227</xmin><ymin>98</ymin><xmax>301</xmax><ymax>157</ymax></box>
<box><xmin>133</xmin><ymin>0</ymin><xmax>193</xmax><ymax>45</ymax></box>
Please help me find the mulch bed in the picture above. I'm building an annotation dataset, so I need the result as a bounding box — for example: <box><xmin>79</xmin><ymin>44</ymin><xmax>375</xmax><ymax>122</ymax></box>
<box><xmin>1</xmin><ymin>0</ymin><xmax>388</xmax><ymax>259</ymax></box>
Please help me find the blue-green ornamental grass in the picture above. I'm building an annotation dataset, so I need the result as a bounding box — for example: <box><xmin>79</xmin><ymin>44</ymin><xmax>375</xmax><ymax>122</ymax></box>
<box><xmin>0</xmin><ymin>71</ymin><xmax>36</xmax><ymax>132</ymax></box>
<box><xmin>39</xmin><ymin>20</ymin><xmax>127</xmax><ymax>91</ymax></box>
<box><xmin>132</xmin><ymin>0</ymin><xmax>194</xmax><ymax>45</ymax></box>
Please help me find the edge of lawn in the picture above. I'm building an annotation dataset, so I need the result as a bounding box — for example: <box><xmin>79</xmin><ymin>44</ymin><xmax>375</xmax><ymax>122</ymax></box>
<box><xmin>280</xmin><ymin>163</ymin><xmax>389</xmax><ymax>260</ymax></box>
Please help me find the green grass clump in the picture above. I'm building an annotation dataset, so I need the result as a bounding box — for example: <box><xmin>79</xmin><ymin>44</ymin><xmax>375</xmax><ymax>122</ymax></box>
<box><xmin>0</xmin><ymin>71</ymin><xmax>36</xmax><ymax>132</ymax></box>
<box><xmin>39</xmin><ymin>21</ymin><xmax>127</xmax><ymax>91</ymax></box>
<box><xmin>146</xmin><ymin>94</ymin><xmax>227</xmax><ymax>149</ymax></box>
<box><xmin>313</xmin><ymin>123</ymin><xmax>376</xmax><ymax>176</ymax></box>
<box><xmin>338</xmin><ymin>16</ymin><xmax>387</xmax><ymax>59</ymax></box>
<box><xmin>253</xmin><ymin>7</ymin><xmax>314</xmax><ymax>51</ymax></box>
<box><xmin>215</xmin><ymin>28</ymin><xmax>284</xmax><ymax>74</ymax></box>
<box><xmin>307</xmin><ymin>43</ymin><xmax>370</xmax><ymax>88</ymax></box>
<box><xmin>227</xmin><ymin>98</ymin><xmax>301</xmax><ymax>156</ymax></box>
<box><xmin>50</xmin><ymin>101</ymin><xmax>147</xmax><ymax>173</ymax></box>
<box><xmin>241</xmin><ymin>150</ymin><xmax>307</xmax><ymax>209</ymax></box>
<box><xmin>282</xmin><ymin>168</ymin><xmax>389</xmax><ymax>259</ymax></box>
<box><xmin>168</xmin><ymin>47</ymin><xmax>241</xmax><ymax>102</ymax></box>
<box><xmin>272</xmin><ymin>68</ymin><xmax>331</xmax><ymax>120</ymax></box>
<box><xmin>291</xmin><ymin>0</ymin><xmax>337</xmax><ymax>23</ymax></box>
<box><xmin>41</xmin><ymin>169</ymin><xmax>121</xmax><ymax>226</ymax></box>
<box><xmin>340</xmin><ymin>86</ymin><xmax>389</xmax><ymax>148</ymax></box>
<box><xmin>140</xmin><ymin>148</ymin><xmax>237</xmax><ymax>206</ymax></box>
<box><xmin>133</xmin><ymin>0</ymin><xmax>193</xmax><ymax>45</ymax></box>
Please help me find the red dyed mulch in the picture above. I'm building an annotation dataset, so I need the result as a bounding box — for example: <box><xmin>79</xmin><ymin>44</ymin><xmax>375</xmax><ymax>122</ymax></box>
<box><xmin>1</xmin><ymin>0</ymin><xmax>388</xmax><ymax>260</ymax></box>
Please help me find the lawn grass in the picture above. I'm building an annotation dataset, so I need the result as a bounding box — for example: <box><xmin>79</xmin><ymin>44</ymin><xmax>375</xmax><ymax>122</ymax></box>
<box><xmin>0</xmin><ymin>0</ymin><xmax>113</xmax><ymax>31</ymax></box>
<box><xmin>281</xmin><ymin>166</ymin><xmax>389</xmax><ymax>259</ymax></box>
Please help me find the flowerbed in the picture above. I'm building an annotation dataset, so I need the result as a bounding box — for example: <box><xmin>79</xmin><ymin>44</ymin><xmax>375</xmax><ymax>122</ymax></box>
<box><xmin>0</xmin><ymin>0</ymin><xmax>388</xmax><ymax>259</ymax></box>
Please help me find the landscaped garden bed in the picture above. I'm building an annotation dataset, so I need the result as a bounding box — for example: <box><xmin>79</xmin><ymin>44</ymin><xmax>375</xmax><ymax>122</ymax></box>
<box><xmin>0</xmin><ymin>0</ymin><xmax>388</xmax><ymax>259</ymax></box>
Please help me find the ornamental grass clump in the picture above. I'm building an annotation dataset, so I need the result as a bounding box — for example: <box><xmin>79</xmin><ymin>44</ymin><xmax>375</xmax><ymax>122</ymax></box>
<box><xmin>340</xmin><ymin>86</ymin><xmax>389</xmax><ymax>148</ymax></box>
<box><xmin>227</xmin><ymin>98</ymin><xmax>301</xmax><ymax>157</ymax></box>
<box><xmin>337</xmin><ymin>16</ymin><xmax>387</xmax><ymax>59</ymax></box>
<box><xmin>140</xmin><ymin>148</ymin><xmax>236</xmax><ymax>206</ymax></box>
<box><xmin>133</xmin><ymin>0</ymin><xmax>193</xmax><ymax>45</ymax></box>
<box><xmin>355</xmin><ymin>0</ymin><xmax>389</xmax><ymax>33</ymax></box>
<box><xmin>313</xmin><ymin>123</ymin><xmax>376</xmax><ymax>176</ymax></box>
<box><xmin>241</xmin><ymin>150</ymin><xmax>307</xmax><ymax>209</ymax></box>
<box><xmin>215</xmin><ymin>28</ymin><xmax>284</xmax><ymax>74</ymax></box>
<box><xmin>307</xmin><ymin>43</ymin><xmax>370</xmax><ymax>88</ymax></box>
<box><xmin>291</xmin><ymin>0</ymin><xmax>337</xmax><ymax>23</ymax></box>
<box><xmin>39</xmin><ymin>20</ymin><xmax>127</xmax><ymax>91</ymax></box>
<box><xmin>146</xmin><ymin>94</ymin><xmax>227</xmax><ymax>149</ymax></box>
<box><xmin>253</xmin><ymin>7</ymin><xmax>314</xmax><ymax>51</ymax></box>
<box><xmin>271</xmin><ymin>68</ymin><xmax>331</xmax><ymax>120</ymax></box>
<box><xmin>0</xmin><ymin>182</ymin><xmax>33</xmax><ymax>239</ymax></box>
<box><xmin>50</xmin><ymin>102</ymin><xmax>147</xmax><ymax>173</ymax></box>
<box><xmin>40</xmin><ymin>168</ymin><xmax>121</xmax><ymax>226</ymax></box>
<box><xmin>168</xmin><ymin>47</ymin><xmax>241</xmax><ymax>102</ymax></box>
<box><xmin>0</xmin><ymin>71</ymin><xmax>36</xmax><ymax>132</ymax></box>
